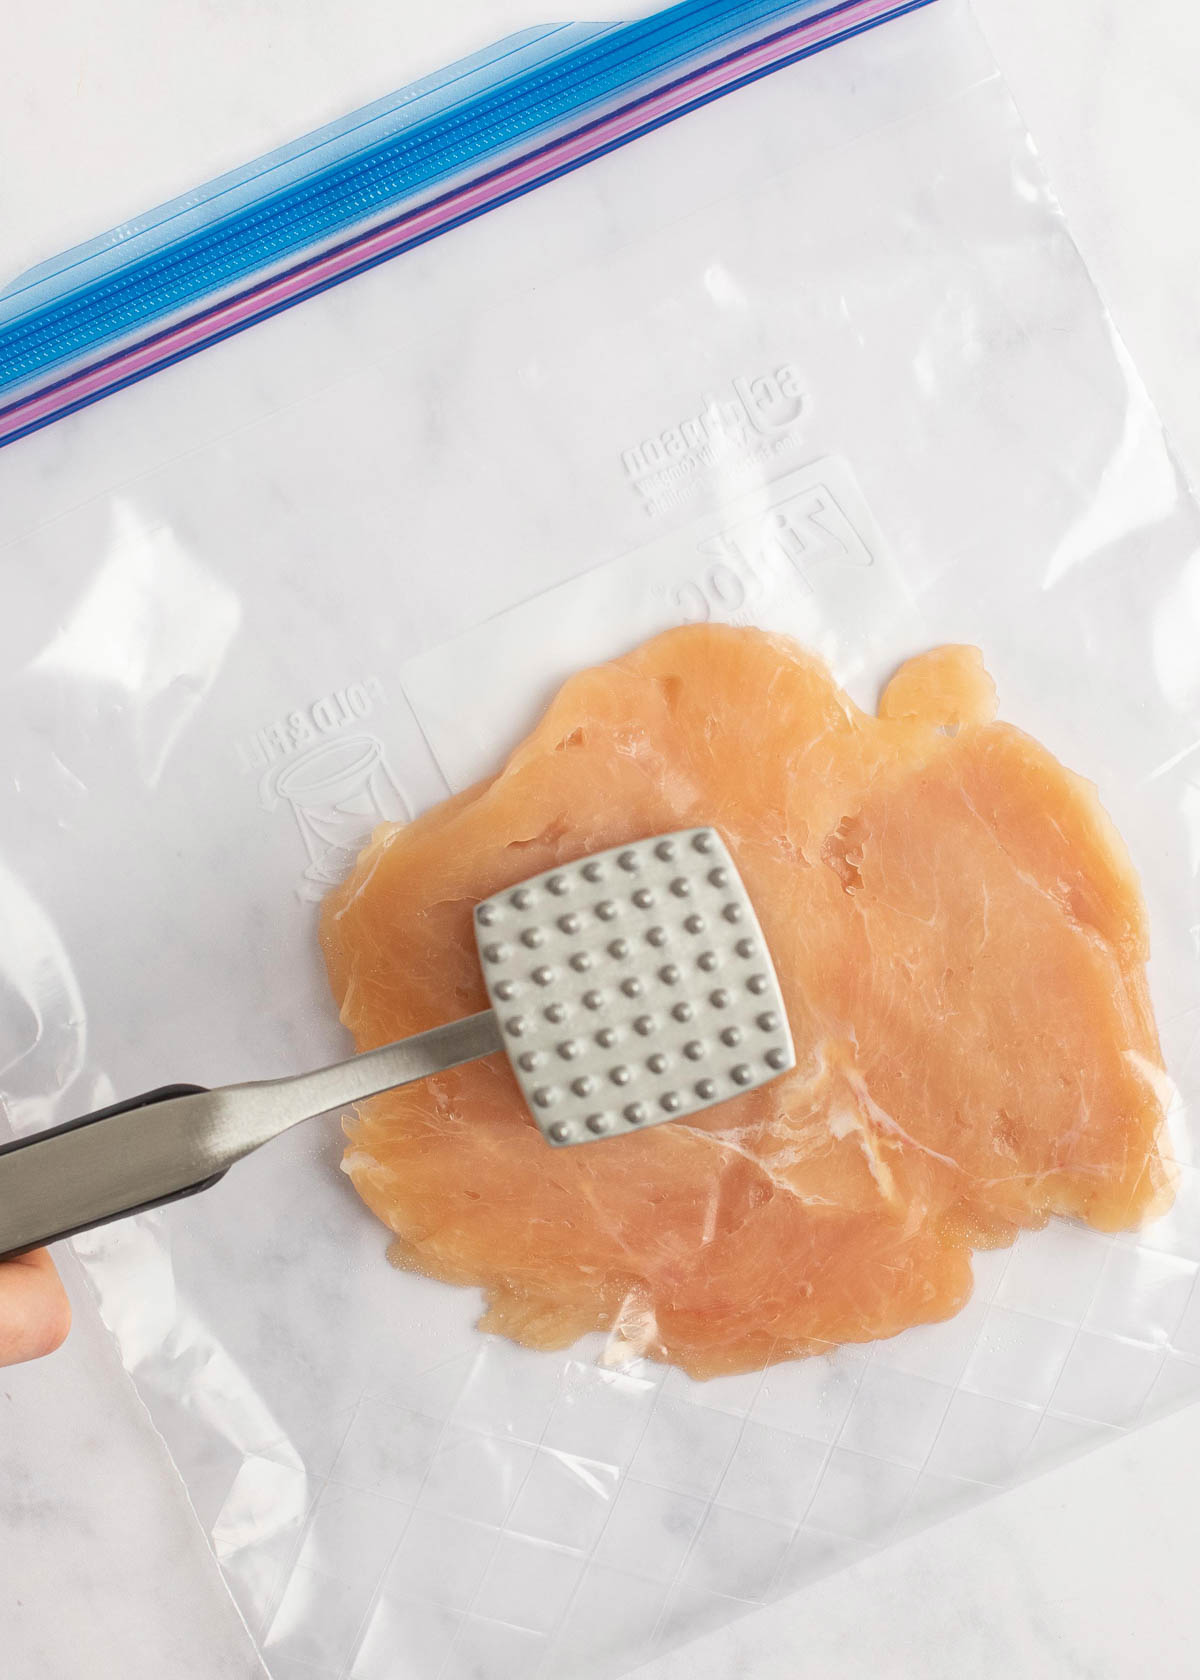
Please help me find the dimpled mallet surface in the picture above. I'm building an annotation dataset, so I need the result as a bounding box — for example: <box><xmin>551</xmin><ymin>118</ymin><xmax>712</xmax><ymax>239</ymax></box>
<box><xmin>473</xmin><ymin>830</ymin><xmax>794</xmax><ymax>1146</ymax></box>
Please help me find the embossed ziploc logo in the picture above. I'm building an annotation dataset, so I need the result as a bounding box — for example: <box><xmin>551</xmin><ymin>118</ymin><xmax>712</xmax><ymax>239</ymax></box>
<box><xmin>620</xmin><ymin>364</ymin><xmax>807</xmax><ymax>517</ymax></box>
<box><xmin>662</xmin><ymin>478</ymin><xmax>872</xmax><ymax>625</ymax></box>
<box><xmin>399</xmin><ymin>455</ymin><xmax>908</xmax><ymax>796</ymax></box>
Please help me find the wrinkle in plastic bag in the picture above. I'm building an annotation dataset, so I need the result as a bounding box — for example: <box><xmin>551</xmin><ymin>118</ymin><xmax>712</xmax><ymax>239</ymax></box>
<box><xmin>3</xmin><ymin>4</ymin><xmax>1200</xmax><ymax>1678</ymax></box>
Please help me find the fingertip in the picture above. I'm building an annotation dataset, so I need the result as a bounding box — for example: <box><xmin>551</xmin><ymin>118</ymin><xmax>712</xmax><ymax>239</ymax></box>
<box><xmin>0</xmin><ymin>1250</ymin><xmax>72</xmax><ymax>1366</ymax></box>
<box><xmin>27</xmin><ymin>1248</ymin><xmax>72</xmax><ymax>1356</ymax></box>
<box><xmin>37</xmin><ymin>1282</ymin><xmax>73</xmax><ymax>1357</ymax></box>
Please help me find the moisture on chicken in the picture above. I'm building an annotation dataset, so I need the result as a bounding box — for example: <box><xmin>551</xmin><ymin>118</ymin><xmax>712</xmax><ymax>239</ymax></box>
<box><xmin>320</xmin><ymin>626</ymin><xmax>1172</xmax><ymax>1378</ymax></box>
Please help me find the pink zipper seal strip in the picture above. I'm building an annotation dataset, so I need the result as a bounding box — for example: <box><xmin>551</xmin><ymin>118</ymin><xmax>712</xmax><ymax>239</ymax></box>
<box><xmin>0</xmin><ymin>0</ymin><xmax>912</xmax><ymax>445</ymax></box>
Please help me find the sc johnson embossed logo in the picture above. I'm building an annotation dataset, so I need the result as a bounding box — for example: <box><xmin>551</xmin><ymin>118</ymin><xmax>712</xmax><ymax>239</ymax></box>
<box><xmin>620</xmin><ymin>365</ymin><xmax>807</xmax><ymax>517</ymax></box>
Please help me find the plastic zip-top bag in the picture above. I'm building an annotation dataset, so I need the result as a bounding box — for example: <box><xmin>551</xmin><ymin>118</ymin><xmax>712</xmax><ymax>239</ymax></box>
<box><xmin>3</xmin><ymin>3</ymin><xmax>1200</xmax><ymax>1678</ymax></box>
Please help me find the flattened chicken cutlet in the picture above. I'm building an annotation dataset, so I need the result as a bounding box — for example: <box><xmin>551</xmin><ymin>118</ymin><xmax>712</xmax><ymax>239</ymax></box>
<box><xmin>321</xmin><ymin>625</ymin><xmax>1172</xmax><ymax>1378</ymax></box>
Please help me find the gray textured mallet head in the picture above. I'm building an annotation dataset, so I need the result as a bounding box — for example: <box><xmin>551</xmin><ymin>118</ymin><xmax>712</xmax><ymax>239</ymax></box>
<box><xmin>474</xmin><ymin>828</ymin><xmax>795</xmax><ymax>1146</ymax></box>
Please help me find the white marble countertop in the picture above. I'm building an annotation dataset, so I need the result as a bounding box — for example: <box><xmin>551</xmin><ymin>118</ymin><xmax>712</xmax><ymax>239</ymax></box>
<box><xmin>3</xmin><ymin>2</ymin><xmax>1200</xmax><ymax>1677</ymax></box>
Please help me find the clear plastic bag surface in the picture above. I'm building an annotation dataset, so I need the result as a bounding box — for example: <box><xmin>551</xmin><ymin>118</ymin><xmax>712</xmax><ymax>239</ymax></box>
<box><xmin>2</xmin><ymin>4</ymin><xmax>1200</xmax><ymax>1678</ymax></box>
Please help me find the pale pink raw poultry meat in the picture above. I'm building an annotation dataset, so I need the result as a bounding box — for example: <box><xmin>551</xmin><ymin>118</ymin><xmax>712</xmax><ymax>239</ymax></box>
<box><xmin>321</xmin><ymin>625</ymin><xmax>1171</xmax><ymax>1378</ymax></box>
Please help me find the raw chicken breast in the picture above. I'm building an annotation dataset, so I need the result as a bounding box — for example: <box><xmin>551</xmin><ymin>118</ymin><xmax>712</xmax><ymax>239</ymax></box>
<box><xmin>321</xmin><ymin>626</ymin><xmax>1172</xmax><ymax>1378</ymax></box>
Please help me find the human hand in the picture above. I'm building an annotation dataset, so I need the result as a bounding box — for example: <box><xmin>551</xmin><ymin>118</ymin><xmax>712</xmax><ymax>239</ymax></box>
<box><xmin>0</xmin><ymin>1250</ymin><xmax>71</xmax><ymax>1366</ymax></box>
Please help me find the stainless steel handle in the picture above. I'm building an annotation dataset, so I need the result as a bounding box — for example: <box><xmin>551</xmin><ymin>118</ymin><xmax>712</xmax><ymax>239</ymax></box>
<box><xmin>0</xmin><ymin>1010</ymin><xmax>503</xmax><ymax>1260</ymax></box>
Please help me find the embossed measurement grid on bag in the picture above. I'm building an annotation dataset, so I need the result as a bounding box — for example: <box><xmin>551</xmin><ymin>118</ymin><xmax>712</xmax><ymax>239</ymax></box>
<box><xmin>242</xmin><ymin>1197</ymin><xmax>1200</xmax><ymax>1680</ymax></box>
<box><xmin>235</xmin><ymin>443</ymin><xmax>1200</xmax><ymax>1679</ymax></box>
<box><xmin>254</xmin><ymin>601</ymin><xmax>1200</xmax><ymax>1680</ymax></box>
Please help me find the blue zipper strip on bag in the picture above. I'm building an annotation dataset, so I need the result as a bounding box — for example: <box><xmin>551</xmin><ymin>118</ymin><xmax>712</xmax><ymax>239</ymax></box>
<box><xmin>0</xmin><ymin>0</ymin><xmax>935</xmax><ymax>444</ymax></box>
